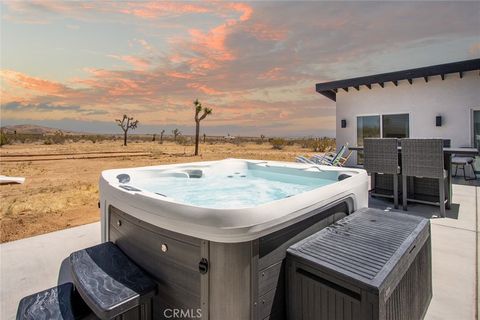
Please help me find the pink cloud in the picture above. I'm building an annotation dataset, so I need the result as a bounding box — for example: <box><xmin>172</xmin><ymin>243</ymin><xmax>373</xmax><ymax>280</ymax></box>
<box><xmin>166</xmin><ymin>71</ymin><xmax>194</xmax><ymax>79</ymax></box>
<box><xmin>3</xmin><ymin>2</ymin><xmax>477</xmax><ymax>135</ymax></box>
<box><xmin>109</xmin><ymin>55</ymin><xmax>151</xmax><ymax>70</ymax></box>
<box><xmin>118</xmin><ymin>2</ymin><xmax>211</xmax><ymax>19</ymax></box>
<box><xmin>187</xmin><ymin>83</ymin><xmax>221</xmax><ymax>95</ymax></box>
<box><xmin>187</xmin><ymin>24</ymin><xmax>236</xmax><ymax>65</ymax></box>
<box><xmin>258</xmin><ymin>67</ymin><xmax>287</xmax><ymax>80</ymax></box>
<box><xmin>1</xmin><ymin>70</ymin><xmax>71</xmax><ymax>95</ymax></box>
<box><xmin>224</xmin><ymin>2</ymin><xmax>253</xmax><ymax>21</ymax></box>
<box><xmin>169</xmin><ymin>3</ymin><xmax>256</xmax><ymax>73</ymax></box>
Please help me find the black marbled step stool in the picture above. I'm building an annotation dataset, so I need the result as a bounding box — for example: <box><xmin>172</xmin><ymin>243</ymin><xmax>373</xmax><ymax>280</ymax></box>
<box><xmin>16</xmin><ymin>282</ymin><xmax>95</xmax><ymax>320</ymax></box>
<box><xmin>70</xmin><ymin>242</ymin><xmax>157</xmax><ymax>320</ymax></box>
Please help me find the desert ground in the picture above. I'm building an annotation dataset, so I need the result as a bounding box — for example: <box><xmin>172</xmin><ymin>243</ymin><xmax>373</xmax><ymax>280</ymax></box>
<box><xmin>0</xmin><ymin>140</ymin><xmax>319</xmax><ymax>242</ymax></box>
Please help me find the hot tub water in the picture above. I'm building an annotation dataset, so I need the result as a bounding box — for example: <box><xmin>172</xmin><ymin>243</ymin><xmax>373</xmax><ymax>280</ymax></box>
<box><xmin>133</xmin><ymin>167</ymin><xmax>335</xmax><ymax>209</ymax></box>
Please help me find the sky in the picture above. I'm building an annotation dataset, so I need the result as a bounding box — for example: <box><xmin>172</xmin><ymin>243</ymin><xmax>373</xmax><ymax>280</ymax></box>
<box><xmin>1</xmin><ymin>1</ymin><xmax>479</xmax><ymax>137</ymax></box>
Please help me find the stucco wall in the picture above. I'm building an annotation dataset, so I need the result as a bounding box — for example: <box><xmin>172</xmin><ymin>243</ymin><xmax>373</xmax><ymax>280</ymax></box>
<box><xmin>335</xmin><ymin>70</ymin><xmax>480</xmax><ymax>165</ymax></box>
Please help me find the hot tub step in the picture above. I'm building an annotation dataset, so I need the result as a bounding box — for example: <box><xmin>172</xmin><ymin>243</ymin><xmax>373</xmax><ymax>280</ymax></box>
<box><xmin>16</xmin><ymin>282</ymin><xmax>95</xmax><ymax>320</ymax></box>
<box><xmin>69</xmin><ymin>242</ymin><xmax>157</xmax><ymax>320</ymax></box>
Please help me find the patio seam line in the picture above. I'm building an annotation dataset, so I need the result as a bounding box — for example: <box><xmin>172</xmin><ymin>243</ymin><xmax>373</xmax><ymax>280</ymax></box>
<box><xmin>428</xmin><ymin>223</ymin><xmax>476</xmax><ymax>233</ymax></box>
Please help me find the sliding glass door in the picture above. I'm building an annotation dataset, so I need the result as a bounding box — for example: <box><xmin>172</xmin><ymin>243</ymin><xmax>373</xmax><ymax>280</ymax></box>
<box><xmin>473</xmin><ymin>110</ymin><xmax>480</xmax><ymax>149</ymax></box>
<box><xmin>473</xmin><ymin>110</ymin><xmax>480</xmax><ymax>174</ymax></box>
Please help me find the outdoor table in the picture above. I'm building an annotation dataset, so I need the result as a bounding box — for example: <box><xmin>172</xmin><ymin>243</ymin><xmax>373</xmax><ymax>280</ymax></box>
<box><xmin>349</xmin><ymin>146</ymin><xmax>478</xmax><ymax>209</ymax></box>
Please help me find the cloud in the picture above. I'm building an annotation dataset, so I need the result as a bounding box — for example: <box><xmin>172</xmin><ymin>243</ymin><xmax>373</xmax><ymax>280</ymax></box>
<box><xmin>1</xmin><ymin>101</ymin><xmax>108</xmax><ymax>118</ymax></box>
<box><xmin>1</xmin><ymin>70</ymin><xmax>71</xmax><ymax>95</ymax></box>
<box><xmin>258</xmin><ymin>67</ymin><xmax>287</xmax><ymax>81</ymax></box>
<box><xmin>108</xmin><ymin>55</ymin><xmax>151</xmax><ymax>70</ymax></box>
<box><xmin>117</xmin><ymin>2</ymin><xmax>211</xmax><ymax>19</ymax></box>
<box><xmin>66</xmin><ymin>24</ymin><xmax>80</xmax><ymax>30</ymax></box>
<box><xmin>470</xmin><ymin>43</ymin><xmax>480</xmax><ymax>56</ymax></box>
<box><xmin>187</xmin><ymin>83</ymin><xmax>221</xmax><ymax>95</ymax></box>
<box><xmin>136</xmin><ymin>39</ymin><xmax>153</xmax><ymax>52</ymax></box>
<box><xmin>1</xmin><ymin>1</ymin><xmax>479</xmax><ymax>136</ymax></box>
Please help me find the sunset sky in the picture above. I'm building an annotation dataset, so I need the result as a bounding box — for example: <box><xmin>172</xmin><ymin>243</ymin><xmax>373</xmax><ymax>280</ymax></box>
<box><xmin>1</xmin><ymin>1</ymin><xmax>479</xmax><ymax>137</ymax></box>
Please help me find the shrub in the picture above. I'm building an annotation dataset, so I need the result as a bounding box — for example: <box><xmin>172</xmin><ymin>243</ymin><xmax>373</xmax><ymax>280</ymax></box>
<box><xmin>50</xmin><ymin>131</ymin><xmax>66</xmax><ymax>144</ymax></box>
<box><xmin>270</xmin><ymin>138</ymin><xmax>287</xmax><ymax>150</ymax></box>
<box><xmin>312</xmin><ymin>137</ymin><xmax>336</xmax><ymax>152</ymax></box>
<box><xmin>296</xmin><ymin>137</ymin><xmax>336</xmax><ymax>152</ymax></box>
<box><xmin>176</xmin><ymin>136</ymin><xmax>191</xmax><ymax>146</ymax></box>
<box><xmin>0</xmin><ymin>131</ymin><xmax>10</xmax><ymax>147</ymax></box>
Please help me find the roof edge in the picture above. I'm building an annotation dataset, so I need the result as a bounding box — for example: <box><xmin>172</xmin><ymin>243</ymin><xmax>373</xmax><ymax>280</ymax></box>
<box><xmin>316</xmin><ymin>58</ymin><xmax>480</xmax><ymax>101</ymax></box>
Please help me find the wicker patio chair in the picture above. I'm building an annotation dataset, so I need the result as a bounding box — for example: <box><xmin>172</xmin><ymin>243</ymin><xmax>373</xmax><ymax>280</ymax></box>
<box><xmin>452</xmin><ymin>156</ymin><xmax>476</xmax><ymax>180</ymax></box>
<box><xmin>452</xmin><ymin>146</ymin><xmax>477</xmax><ymax>181</ymax></box>
<box><xmin>401</xmin><ymin>139</ymin><xmax>447</xmax><ymax>217</ymax></box>
<box><xmin>364</xmin><ymin>138</ymin><xmax>400</xmax><ymax>208</ymax></box>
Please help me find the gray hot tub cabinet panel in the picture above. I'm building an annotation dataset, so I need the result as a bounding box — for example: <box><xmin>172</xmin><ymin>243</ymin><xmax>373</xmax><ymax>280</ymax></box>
<box><xmin>108</xmin><ymin>207</ymin><xmax>203</xmax><ymax>317</ymax></box>
<box><xmin>107</xmin><ymin>201</ymin><xmax>351</xmax><ymax>320</ymax></box>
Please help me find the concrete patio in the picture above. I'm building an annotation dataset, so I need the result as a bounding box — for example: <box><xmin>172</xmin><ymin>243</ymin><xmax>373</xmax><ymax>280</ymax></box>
<box><xmin>1</xmin><ymin>183</ymin><xmax>478</xmax><ymax>320</ymax></box>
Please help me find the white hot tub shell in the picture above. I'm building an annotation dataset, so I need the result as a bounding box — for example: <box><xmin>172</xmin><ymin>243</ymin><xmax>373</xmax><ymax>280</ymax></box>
<box><xmin>99</xmin><ymin>158</ymin><xmax>368</xmax><ymax>319</ymax></box>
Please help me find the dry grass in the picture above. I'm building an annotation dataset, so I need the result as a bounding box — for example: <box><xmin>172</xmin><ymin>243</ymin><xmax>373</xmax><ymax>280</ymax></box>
<box><xmin>0</xmin><ymin>141</ymin><xmax>318</xmax><ymax>242</ymax></box>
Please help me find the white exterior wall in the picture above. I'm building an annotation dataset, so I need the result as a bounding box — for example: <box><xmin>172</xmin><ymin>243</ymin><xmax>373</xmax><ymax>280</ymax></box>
<box><xmin>335</xmin><ymin>71</ymin><xmax>480</xmax><ymax>165</ymax></box>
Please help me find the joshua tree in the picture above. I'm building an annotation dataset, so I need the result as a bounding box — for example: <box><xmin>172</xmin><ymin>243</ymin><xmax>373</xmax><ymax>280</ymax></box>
<box><xmin>172</xmin><ymin>128</ymin><xmax>181</xmax><ymax>142</ymax></box>
<box><xmin>160</xmin><ymin>129</ymin><xmax>165</xmax><ymax>144</ymax></box>
<box><xmin>115</xmin><ymin>114</ymin><xmax>139</xmax><ymax>146</ymax></box>
<box><xmin>260</xmin><ymin>134</ymin><xmax>266</xmax><ymax>142</ymax></box>
<box><xmin>194</xmin><ymin>99</ymin><xmax>212</xmax><ymax>156</ymax></box>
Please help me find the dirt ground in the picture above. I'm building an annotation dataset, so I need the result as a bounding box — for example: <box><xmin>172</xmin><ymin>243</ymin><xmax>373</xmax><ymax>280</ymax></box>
<box><xmin>0</xmin><ymin>141</ymin><xmax>317</xmax><ymax>242</ymax></box>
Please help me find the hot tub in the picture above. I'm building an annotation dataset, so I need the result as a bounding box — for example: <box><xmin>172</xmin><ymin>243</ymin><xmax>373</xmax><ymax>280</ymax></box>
<box><xmin>99</xmin><ymin>158</ymin><xmax>368</xmax><ymax>319</ymax></box>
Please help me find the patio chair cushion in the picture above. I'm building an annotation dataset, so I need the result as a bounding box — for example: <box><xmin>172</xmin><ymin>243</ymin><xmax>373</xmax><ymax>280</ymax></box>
<box><xmin>16</xmin><ymin>282</ymin><xmax>94</xmax><ymax>320</ymax></box>
<box><xmin>69</xmin><ymin>242</ymin><xmax>157</xmax><ymax>320</ymax></box>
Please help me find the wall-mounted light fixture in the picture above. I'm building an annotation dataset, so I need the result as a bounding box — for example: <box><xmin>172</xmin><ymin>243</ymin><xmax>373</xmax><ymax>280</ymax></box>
<box><xmin>436</xmin><ymin>116</ymin><xmax>442</xmax><ymax>127</ymax></box>
<box><xmin>341</xmin><ymin>119</ymin><xmax>347</xmax><ymax>128</ymax></box>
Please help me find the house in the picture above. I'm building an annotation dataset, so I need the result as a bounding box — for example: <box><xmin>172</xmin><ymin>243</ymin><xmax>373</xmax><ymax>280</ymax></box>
<box><xmin>316</xmin><ymin>59</ymin><xmax>480</xmax><ymax>166</ymax></box>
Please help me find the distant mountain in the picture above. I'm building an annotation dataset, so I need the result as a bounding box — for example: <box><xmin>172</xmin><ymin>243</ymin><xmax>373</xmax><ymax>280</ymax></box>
<box><xmin>0</xmin><ymin>124</ymin><xmax>85</xmax><ymax>135</ymax></box>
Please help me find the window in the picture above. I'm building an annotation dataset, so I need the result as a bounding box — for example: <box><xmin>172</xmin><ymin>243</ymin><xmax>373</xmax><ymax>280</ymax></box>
<box><xmin>356</xmin><ymin>113</ymin><xmax>409</xmax><ymax>164</ymax></box>
<box><xmin>357</xmin><ymin>115</ymin><xmax>380</xmax><ymax>164</ymax></box>
<box><xmin>382</xmin><ymin>114</ymin><xmax>409</xmax><ymax>139</ymax></box>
